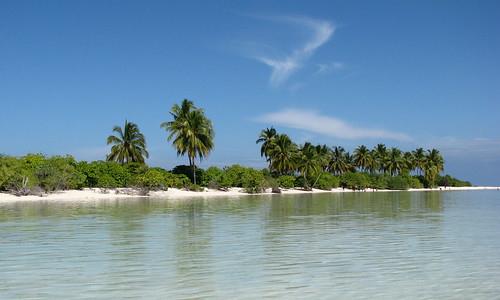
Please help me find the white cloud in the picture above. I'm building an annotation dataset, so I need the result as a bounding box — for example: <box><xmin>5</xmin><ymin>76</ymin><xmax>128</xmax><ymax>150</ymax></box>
<box><xmin>316</xmin><ymin>61</ymin><xmax>344</xmax><ymax>74</ymax></box>
<box><xmin>256</xmin><ymin>109</ymin><xmax>411</xmax><ymax>142</ymax></box>
<box><xmin>254</xmin><ymin>16</ymin><xmax>335</xmax><ymax>86</ymax></box>
<box><xmin>425</xmin><ymin>137</ymin><xmax>500</xmax><ymax>161</ymax></box>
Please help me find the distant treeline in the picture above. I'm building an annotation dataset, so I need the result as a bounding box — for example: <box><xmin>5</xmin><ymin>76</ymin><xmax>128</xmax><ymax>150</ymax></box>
<box><xmin>0</xmin><ymin>154</ymin><xmax>471</xmax><ymax>196</ymax></box>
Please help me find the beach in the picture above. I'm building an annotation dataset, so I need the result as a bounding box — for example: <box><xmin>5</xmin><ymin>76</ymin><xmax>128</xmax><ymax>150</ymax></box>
<box><xmin>0</xmin><ymin>186</ymin><xmax>498</xmax><ymax>203</ymax></box>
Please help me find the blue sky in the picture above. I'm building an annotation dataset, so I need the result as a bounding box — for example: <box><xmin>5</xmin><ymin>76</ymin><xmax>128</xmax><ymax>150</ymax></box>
<box><xmin>1</xmin><ymin>0</ymin><xmax>499</xmax><ymax>184</ymax></box>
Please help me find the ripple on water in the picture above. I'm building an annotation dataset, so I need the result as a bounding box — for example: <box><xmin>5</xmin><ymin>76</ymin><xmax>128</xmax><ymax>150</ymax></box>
<box><xmin>1</xmin><ymin>191</ymin><xmax>500</xmax><ymax>299</ymax></box>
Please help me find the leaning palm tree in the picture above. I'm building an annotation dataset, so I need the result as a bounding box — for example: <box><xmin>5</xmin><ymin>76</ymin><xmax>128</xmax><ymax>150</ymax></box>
<box><xmin>106</xmin><ymin>120</ymin><xmax>149</xmax><ymax>164</ymax></box>
<box><xmin>256</xmin><ymin>127</ymin><xmax>277</xmax><ymax>168</ymax></box>
<box><xmin>268</xmin><ymin>134</ymin><xmax>297</xmax><ymax>175</ymax></box>
<box><xmin>161</xmin><ymin>99</ymin><xmax>214</xmax><ymax>185</ymax></box>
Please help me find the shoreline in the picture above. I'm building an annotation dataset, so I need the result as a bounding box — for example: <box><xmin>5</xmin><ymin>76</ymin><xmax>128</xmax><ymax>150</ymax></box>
<box><xmin>0</xmin><ymin>186</ymin><xmax>499</xmax><ymax>204</ymax></box>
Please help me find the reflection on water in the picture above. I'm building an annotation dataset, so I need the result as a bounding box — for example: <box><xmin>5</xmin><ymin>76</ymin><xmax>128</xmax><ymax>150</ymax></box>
<box><xmin>1</xmin><ymin>191</ymin><xmax>500</xmax><ymax>299</ymax></box>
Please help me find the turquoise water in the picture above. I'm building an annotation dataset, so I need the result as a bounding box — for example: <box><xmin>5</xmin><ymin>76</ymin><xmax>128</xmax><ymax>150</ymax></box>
<box><xmin>1</xmin><ymin>191</ymin><xmax>500</xmax><ymax>299</ymax></box>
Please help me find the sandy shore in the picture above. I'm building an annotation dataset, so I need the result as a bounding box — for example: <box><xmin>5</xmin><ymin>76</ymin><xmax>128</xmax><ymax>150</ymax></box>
<box><xmin>0</xmin><ymin>186</ymin><xmax>499</xmax><ymax>203</ymax></box>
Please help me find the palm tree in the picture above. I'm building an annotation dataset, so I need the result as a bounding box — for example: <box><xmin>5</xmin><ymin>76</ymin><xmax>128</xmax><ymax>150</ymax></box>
<box><xmin>423</xmin><ymin>149</ymin><xmax>444</xmax><ymax>186</ymax></box>
<box><xmin>268</xmin><ymin>134</ymin><xmax>297</xmax><ymax>175</ymax></box>
<box><xmin>315</xmin><ymin>144</ymin><xmax>332</xmax><ymax>171</ymax></box>
<box><xmin>374</xmin><ymin>144</ymin><xmax>388</xmax><ymax>173</ymax></box>
<box><xmin>106</xmin><ymin>120</ymin><xmax>149</xmax><ymax>164</ymax></box>
<box><xmin>366</xmin><ymin>150</ymin><xmax>378</xmax><ymax>174</ymax></box>
<box><xmin>386</xmin><ymin>148</ymin><xmax>404</xmax><ymax>176</ymax></box>
<box><xmin>328</xmin><ymin>146</ymin><xmax>350</xmax><ymax>175</ymax></box>
<box><xmin>353</xmin><ymin>145</ymin><xmax>370</xmax><ymax>172</ymax></box>
<box><xmin>256</xmin><ymin>127</ymin><xmax>277</xmax><ymax>168</ymax></box>
<box><xmin>412</xmin><ymin>148</ymin><xmax>426</xmax><ymax>175</ymax></box>
<box><xmin>161</xmin><ymin>99</ymin><xmax>214</xmax><ymax>185</ymax></box>
<box><xmin>296</xmin><ymin>143</ymin><xmax>320</xmax><ymax>190</ymax></box>
<box><xmin>402</xmin><ymin>151</ymin><xmax>415</xmax><ymax>175</ymax></box>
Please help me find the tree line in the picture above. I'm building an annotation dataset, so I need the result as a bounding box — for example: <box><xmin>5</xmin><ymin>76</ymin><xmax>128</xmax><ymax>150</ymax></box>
<box><xmin>256</xmin><ymin>127</ymin><xmax>446</xmax><ymax>188</ymax></box>
<box><xmin>1</xmin><ymin>99</ymin><xmax>471</xmax><ymax>196</ymax></box>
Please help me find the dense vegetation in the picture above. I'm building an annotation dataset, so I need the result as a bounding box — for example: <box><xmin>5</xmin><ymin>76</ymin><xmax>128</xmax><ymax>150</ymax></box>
<box><xmin>256</xmin><ymin>127</ymin><xmax>451</xmax><ymax>189</ymax></box>
<box><xmin>0</xmin><ymin>153</ymin><xmax>470</xmax><ymax>196</ymax></box>
<box><xmin>0</xmin><ymin>100</ymin><xmax>472</xmax><ymax>197</ymax></box>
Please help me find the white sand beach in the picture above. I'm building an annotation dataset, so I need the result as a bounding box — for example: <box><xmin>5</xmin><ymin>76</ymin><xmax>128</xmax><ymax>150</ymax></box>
<box><xmin>0</xmin><ymin>186</ymin><xmax>498</xmax><ymax>203</ymax></box>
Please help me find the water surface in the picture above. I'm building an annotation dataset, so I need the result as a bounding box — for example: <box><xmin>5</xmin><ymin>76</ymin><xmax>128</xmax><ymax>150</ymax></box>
<box><xmin>1</xmin><ymin>191</ymin><xmax>500</xmax><ymax>299</ymax></box>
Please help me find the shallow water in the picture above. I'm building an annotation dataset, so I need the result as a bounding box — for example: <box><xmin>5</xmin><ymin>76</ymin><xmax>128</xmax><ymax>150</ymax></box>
<box><xmin>1</xmin><ymin>191</ymin><xmax>500</xmax><ymax>299</ymax></box>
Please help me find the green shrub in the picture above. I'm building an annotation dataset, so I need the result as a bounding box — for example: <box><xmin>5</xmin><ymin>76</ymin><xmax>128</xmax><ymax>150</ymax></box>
<box><xmin>370</xmin><ymin>174</ymin><xmax>389</xmax><ymax>190</ymax></box>
<box><xmin>76</xmin><ymin>161</ymin><xmax>130</xmax><ymax>188</ymax></box>
<box><xmin>408</xmin><ymin>176</ymin><xmax>423</xmax><ymax>189</ymax></box>
<box><xmin>437</xmin><ymin>174</ymin><xmax>472</xmax><ymax>187</ymax></box>
<box><xmin>201</xmin><ymin>166</ymin><xmax>224</xmax><ymax>188</ymax></box>
<box><xmin>136</xmin><ymin>169</ymin><xmax>169</xmax><ymax>190</ymax></box>
<box><xmin>387</xmin><ymin>176</ymin><xmax>409</xmax><ymax>190</ymax></box>
<box><xmin>340</xmin><ymin>172</ymin><xmax>370</xmax><ymax>190</ymax></box>
<box><xmin>277</xmin><ymin>175</ymin><xmax>295</xmax><ymax>189</ymax></box>
<box><xmin>171</xmin><ymin>165</ymin><xmax>204</xmax><ymax>184</ymax></box>
<box><xmin>241</xmin><ymin>168</ymin><xmax>267</xmax><ymax>193</ymax></box>
<box><xmin>220</xmin><ymin>164</ymin><xmax>247</xmax><ymax>187</ymax></box>
<box><xmin>314</xmin><ymin>172</ymin><xmax>339</xmax><ymax>190</ymax></box>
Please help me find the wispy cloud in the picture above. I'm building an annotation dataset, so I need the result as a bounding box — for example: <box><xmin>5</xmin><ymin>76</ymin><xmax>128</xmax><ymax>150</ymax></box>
<box><xmin>254</xmin><ymin>16</ymin><xmax>335</xmax><ymax>86</ymax></box>
<box><xmin>316</xmin><ymin>61</ymin><xmax>344</xmax><ymax>74</ymax></box>
<box><xmin>256</xmin><ymin>109</ymin><xmax>411</xmax><ymax>142</ymax></box>
<box><xmin>425</xmin><ymin>137</ymin><xmax>500</xmax><ymax>162</ymax></box>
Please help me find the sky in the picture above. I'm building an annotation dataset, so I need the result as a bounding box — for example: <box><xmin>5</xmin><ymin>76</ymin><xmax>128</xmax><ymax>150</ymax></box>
<box><xmin>1</xmin><ymin>0</ymin><xmax>499</xmax><ymax>185</ymax></box>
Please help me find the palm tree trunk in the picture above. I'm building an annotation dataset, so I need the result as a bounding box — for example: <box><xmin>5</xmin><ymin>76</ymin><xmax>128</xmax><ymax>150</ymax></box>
<box><xmin>192</xmin><ymin>158</ymin><xmax>197</xmax><ymax>185</ymax></box>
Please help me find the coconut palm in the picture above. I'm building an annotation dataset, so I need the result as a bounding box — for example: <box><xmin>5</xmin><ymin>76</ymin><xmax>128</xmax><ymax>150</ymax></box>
<box><xmin>353</xmin><ymin>145</ymin><xmax>371</xmax><ymax>172</ymax></box>
<box><xmin>412</xmin><ymin>148</ymin><xmax>426</xmax><ymax>175</ymax></box>
<box><xmin>328</xmin><ymin>146</ymin><xmax>350</xmax><ymax>175</ymax></box>
<box><xmin>161</xmin><ymin>99</ymin><xmax>214</xmax><ymax>185</ymax></box>
<box><xmin>403</xmin><ymin>151</ymin><xmax>415</xmax><ymax>174</ymax></box>
<box><xmin>296</xmin><ymin>143</ymin><xmax>320</xmax><ymax>190</ymax></box>
<box><xmin>373</xmin><ymin>144</ymin><xmax>388</xmax><ymax>173</ymax></box>
<box><xmin>256</xmin><ymin>127</ymin><xmax>277</xmax><ymax>168</ymax></box>
<box><xmin>268</xmin><ymin>134</ymin><xmax>297</xmax><ymax>175</ymax></box>
<box><xmin>386</xmin><ymin>148</ymin><xmax>404</xmax><ymax>176</ymax></box>
<box><xmin>106</xmin><ymin>120</ymin><xmax>149</xmax><ymax>164</ymax></box>
<box><xmin>315</xmin><ymin>144</ymin><xmax>332</xmax><ymax>171</ymax></box>
<box><xmin>422</xmin><ymin>149</ymin><xmax>444</xmax><ymax>187</ymax></box>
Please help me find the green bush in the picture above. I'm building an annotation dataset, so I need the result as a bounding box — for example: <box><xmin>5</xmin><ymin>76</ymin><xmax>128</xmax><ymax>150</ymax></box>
<box><xmin>277</xmin><ymin>175</ymin><xmax>295</xmax><ymax>189</ymax></box>
<box><xmin>136</xmin><ymin>169</ymin><xmax>170</xmax><ymax>190</ymax></box>
<box><xmin>369</xmin><ymin>174</ymin><xmax>389</xmax><ymax>190</ymax></box>
<box><xmin>314</xmin><ymin>172</ymin><xmax>339</xmax><ymax>190</ymax></box>
<box><xmin>437</xmin><ymin>174</ymin><xmax>472</xmax><ymax>187</ymax></box>
<box><xmin>387</xmin><ymin>176</ymin><xmax>409</xmax><ymax>190</ymax></box>
<box><xmin>171</xmin><ymin>165</ymin><xmax>204</xmax><ymax>184</ymax></box>
<box><xmin>340</xmin><ymin>172</ymin><xmax>370</xmax><ymax>190</ymax></box>
<box><xmin>201</xmin><ymin>166</ymin><xmax>224</xmax><ymax>188</ymax></box>
<box><xmin>241</xmin><ymin>168</ymin><xmax>267</xmax><ymax>193</ymax></box>
<box><xmin>76</xmin><ymin>161</ymin><xmax>131</xmax><ymax>188</ymax></box>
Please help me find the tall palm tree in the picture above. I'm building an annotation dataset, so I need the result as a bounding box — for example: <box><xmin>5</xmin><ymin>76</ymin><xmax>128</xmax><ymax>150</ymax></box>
<box><xmin>256</xmin><ymin>127</ymin><xmax>277</xmax><ymax>168</ymax></box>
<box><xmin>366</xmin><ymin>150</ymin><xmax>378</xmax><ymax>174</ymax></box>
<box><xmin>423</xmin><ymin>148</ymin><xmax>444</xmax><ymax>186</ymax></box>
<box><xmin>106</xmin><ymin>120</ymin><xmax>149</xmax><ymax>164</ymax></box>
<box><xmin>386</xmin><ymin>148</ymin><xmax>404</xmax><ymax>176</ymax></box>
<box><xmin>268</xmin><ymin>134</ymin><xmax>297</xmax><ymax>175</ymax></box>
<box><xmin>353</xmin><ymin>145</ymin><xmax>370</xmax><ymax>172</ymax></box>
<box><xmin>412</xmin><ymin>148</ymin><xmax>426</xmax><ymax>176</ymax></box>
<box><xmin>403</xmin><ymin>151</ymin><xmax>415</xmax><ymax>175</ymax></box>
<box><xmin>374</xmin><ymin>144</ymin><xmax>388</xmax><ymax>174</ymax></box>
<box><xmin>161</xmin><ymin>99</ymin><xmax>214</xmax><ymax>185</ymax></box>
<box><xmin>296</xmin><ymin>143</ymin><xmax>320</xmax><ymax>190</ymax></box>
<box><xmin>315</xmin><ymin>144</ymin><xmax>331</xmax><ymax>171</ymax></box>
<box><xmin>328</xmin><ymin>146</ymin><xmax>350</xmax><ymax>175</ymax></box>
